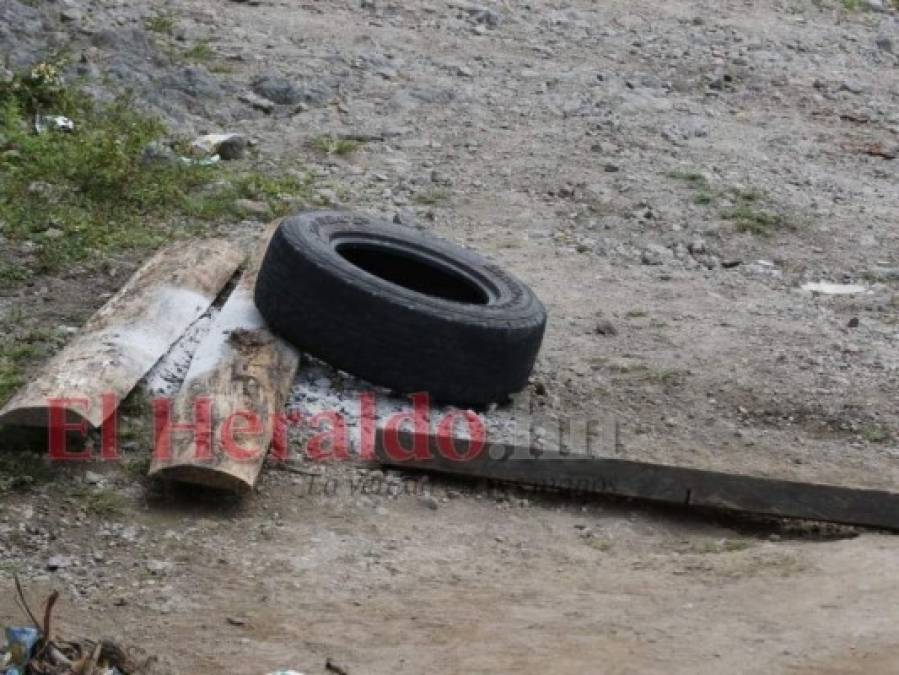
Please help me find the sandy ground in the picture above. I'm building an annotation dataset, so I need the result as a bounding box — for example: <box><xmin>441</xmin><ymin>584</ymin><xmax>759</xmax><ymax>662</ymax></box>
<box><xmin>2</xmin><ymin>0</ymin><xmax>899</xmax><ymax>673</ymax></box>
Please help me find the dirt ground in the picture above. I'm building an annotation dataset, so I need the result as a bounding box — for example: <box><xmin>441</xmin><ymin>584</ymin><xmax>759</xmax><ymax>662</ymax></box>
<box><xmin>2</xmin><ymin>0</ymin><xmax>899</xmax><ymax>673</ymax></box>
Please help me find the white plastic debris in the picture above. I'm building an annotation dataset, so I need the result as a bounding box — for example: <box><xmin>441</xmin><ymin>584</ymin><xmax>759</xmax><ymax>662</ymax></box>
<box><xmin>801</xmin><ymin>281</ymin><xmax>868</xmax><ymax>295</ymax></box>
<box><xmin>178</xmin><ymin>154</ymin><xmax>221</xmax><ymax>166</ymax></box>
<box><xmin>34</xmin><ymin>114</ymin><xmax>75</xmax><ymax>134</ymax></box>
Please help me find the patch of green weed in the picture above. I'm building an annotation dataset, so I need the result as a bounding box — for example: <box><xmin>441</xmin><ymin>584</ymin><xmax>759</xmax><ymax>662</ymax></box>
<box><xmin>667</xmin><ymin>169</ymin><xmax>709</xmax><ymax>189</ymax></box>
<box><xmin>182</xmin><ymin>41</ymin><xmax>215</xmax><ymax>63</ymax></box>
<box><xmin>413</xmin><ymin>188</ymin><xmax>450</xmax><ymax>205</ymax></box>
<box><xmin>145</xmin><ymin>12</ymin><xmax>176</xmax><ymax>35</ymax></box>
<box><xmin>721</xmin><ymin>204</ymin><xmax>789</xmax><ymax>237</ymax></box>
<box><xmin>311</xmin><ymin>135</ymin><xmax>360</xmax><ymax>157</ymax></box>
<box><xmin>0</xmin><ymin>63</ymin><xmax>314</xmax><ymax>274</ymax></box>
<box><xmin>860</xmin><ymin>424</ymin><xmax>893</xmax><ymax>444</ymax></box>
<box><xmin>70</xmin><ymin>486</ymin><xmax>128</xmax><ymax>515</ymax></box>
<box><xmin>0</xmin><ymin>450</ymin><xmax>54</xmax><ymax>489</ymax></box>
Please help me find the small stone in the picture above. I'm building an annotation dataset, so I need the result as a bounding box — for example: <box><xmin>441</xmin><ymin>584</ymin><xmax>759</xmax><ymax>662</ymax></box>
<box><xmin>839</xmin><ymin>80</ymin><xmax>864</xmax><ymax>95</ymax></box>
<box><xmin>60</xmin><ymin>8</ymin><xmax>83</xmax><ymax>22</ymax></box>
<box><xmin>641</xmin><ymin>244</ymin><xmax>673</xmax><ymax>266</ymax></box>
<box><xmin>420</xmin><ymin>495</ymin><xmax>440</xmax><ymax>511</ymax></box>
<box><xmin>326</xmin><ymin>658</ymin><xmax>351</xmax><ymax>675</ymax></box>
<box><xmin>238</xmin><ymin>91</ymin><xmax>275</xmax><ymax>113</ymax></box>
<box><xmin>147</xmin><ymin>559</ymin><xmax>173</xmax><ymax>575</ymax></box>
<box><xmin>217</xmin><ymin>135</ymin><xmax>247</xmax><ymax>160</ymax></box>
<box><xmin>603</xmin><ymin>163</ymin><xmax>620</xmax><ymax>172</ymax></box>
<box><xmin>875</xmin><ymin>36</ymin><xmax>893</xmax><ymax>53</ymax></box>
<box><xmin>84</xmin><ymin>470</ymin><xmax>103</xmax><ymax>485</ymax></box>
<box><xmin>594</xmin><ymin>319</ymin><xmax>618</xmax><ymax>336</ymax></box>
<box><xmin>393</xmin><ymin>208</ymin><xmax>417</xmax><ymax>227</ymax></box>
<box><xmin>252</xmin><ymin>75</ymin><xmax>302</xmax><ymax>104</ymax></box>
<box><xmin>469</xmin><ymin>7</ymin><xmax>500</xmax><ymax>28</ymax></box>
<box><xmin>687</xmin><ymin>238</ymin><xmax>707</xmax><ymax>255</ymax></box>
<box><xmin>47</xmin><ymin>555</ymin><xmax>70</xmax><ymax>571</ymax></box>
<box><xmin>226</xmin><ymin>616</ymin><xmax>247</xmax><ymax>626</ymax></box>
<box><xmin>721</xmin><ymin>259</ymin><xmax>742</xmax><ymax>269</ymax></box>
<box><xmin>456</xmin><ymin>65</ymin><xmax>474</xmax><ymax>78</ymax></box>
<box><xmin>847</xmin><ymin>317</ymin><xmax>860</xmax><ymax>328</ymax></box>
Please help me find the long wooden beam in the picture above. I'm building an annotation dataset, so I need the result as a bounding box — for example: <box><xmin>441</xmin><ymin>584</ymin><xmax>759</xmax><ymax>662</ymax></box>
<box><xmin>376</xmin><ymin>430</ymin><xmax>899</xmax><ymax>531</ymax></box>
<box><xmin>0</xmin><ymin>239</ymin><xmax>243</xmax><ymax>429</ymax></box>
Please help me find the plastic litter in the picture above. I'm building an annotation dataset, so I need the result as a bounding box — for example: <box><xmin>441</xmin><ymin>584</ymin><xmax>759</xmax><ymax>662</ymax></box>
<box><xmin>3</xmin><ymin>626</ymin><xmax>40</xmax><ymax>672</ymax></box>
<box><xmin>34</xmin><ymin>114</ymin><xmax>75</xmax><ymax>134</ymax></box>
<box><xmin>801</xmin><ymin>281</ymin><xmax>868</xmax><ymax>295</ymax></box>
<box><xmin>178</xmin><ymin>154</ymin><xmax>221</xmax><ymax>167</ymax></box>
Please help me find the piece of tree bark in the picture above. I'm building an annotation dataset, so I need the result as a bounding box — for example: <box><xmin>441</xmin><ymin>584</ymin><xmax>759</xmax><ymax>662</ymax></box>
<box><xmin>0</xmin><ymin>239</ymin><xmax>243</xmax><ymax>428</ymax></box>
<box><xmin>148</xmin><ymin>226</ymin><xmax>300</xmax><ymax>492</ymax></box>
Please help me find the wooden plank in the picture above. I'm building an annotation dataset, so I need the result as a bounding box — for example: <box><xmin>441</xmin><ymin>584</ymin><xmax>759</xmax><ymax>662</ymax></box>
<box><xmin>0</xmin><ymin>239</ymin><xmax>243</xmax><ymax>429</ymax></box>
<box><xmin>376</xmin><ymin>430</ymin><xmax>899</xmax><ymax>531</ymax></box>
<box><xmin>148</xmin><ymin>225</ymin><xmax>300</xmax><ymax>492</ymax></box>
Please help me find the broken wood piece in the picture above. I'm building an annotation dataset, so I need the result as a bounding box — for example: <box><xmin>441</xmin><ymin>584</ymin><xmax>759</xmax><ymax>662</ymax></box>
<box><xmin>0</xmin><ymin>239</ymin><xmax>242</xmax><ymax>429</ymax></box>
<box><xmin>376</xmin><ymin>430</ymin><xmax>899</xmax><ymax>531</ymax></box>
<box><xmin>148</xmin><ymin>224</ymin><xmax>300</xmax><ymax>492</ymax></box>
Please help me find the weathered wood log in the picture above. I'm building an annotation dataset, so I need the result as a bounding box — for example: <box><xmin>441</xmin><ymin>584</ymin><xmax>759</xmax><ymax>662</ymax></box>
<box><xmin>0</xmin><ymin>240</ymin><xmax>243</xmax><ymax>429</ymax></box>
<box><xmin>376</xmin><ymin>430</ymin><xmax>899</xmax><ymax>531</ymax></box>
<box><xmin>148</xmin><ymin>226</ymin><xmax>300</xmax><ymax>492</ymax></box>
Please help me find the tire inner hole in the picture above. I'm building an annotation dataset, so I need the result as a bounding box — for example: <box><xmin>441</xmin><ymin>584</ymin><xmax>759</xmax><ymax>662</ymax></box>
<box><xmin>336</xmin><ymin>243</ymin><xmax>489</xmax><ymax>305</ymax></box>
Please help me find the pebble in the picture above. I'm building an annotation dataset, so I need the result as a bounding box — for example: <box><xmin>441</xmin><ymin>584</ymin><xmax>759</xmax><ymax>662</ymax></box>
<box><xmin>687</xmin><ymin>238</ymin><xmax>707</xmax><ymax>255</ymax></box>
<box><xmin>594</xmin><ymin>319</ymin><xmax>618</xmax><ymax>336</ymax></box>
<box><xmin>641</xmin><ymin>244</ymin><xmax>673</xmax><ymax>266</ymax></box>
<box><xmin>217</xmin><ymin>134</ymin><xmax>248</xmax><ymax>160</ymax></box>
<box><xmin>839</xmin><ymin>80</ymin><xmax>864</xmax><ymax>95</ymax></box>
<box><xmin>420</xmin><ymin>495</ymin><xmax>440</xmax><ymax>510</ymax></box>
<box><xmin>252</xmin><ymin>75</ymin><xmax>304</xmax><ymax>105</ymax></box>
<box><xmin>46</xmin><ymin>555</ymin><xmax>70</xmax><ymax>571</ymax></box>
<box><xmin>147</xmin><ymin>560</ymin><xmax>173</xmax><ymax>575</ymax></box>
<box><xmin>239</xmin><ymin>91</ymin><xmax>275</xmax><ymax>113</ymax></box>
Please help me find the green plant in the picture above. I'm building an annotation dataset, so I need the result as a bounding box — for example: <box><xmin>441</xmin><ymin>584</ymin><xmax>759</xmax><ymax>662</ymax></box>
<box><xmin>413</xmin><ymin>188</ymin><xmax>450</xmax><ymax>205</ymax></box>
<box><xmin>860</xmin><ymin>424</ymin><xmax>892</xmax><ymax>444</ymax></box>
<box><xmin>70</xmin><ymin>486</ymin><xmax>128</xmax><ymax>515</ymax></box>
<box><xmin>145</xmin><ymin>12</ymin><xmax>176</xmax><ymax>35</ymax></box>
<box><xmin>0</xmin><ymin>451</ymin><xmax>53</xmax><ymax>489</ymax></box>
<box><xmin>0</xmin><ymin>67</ymin><xmax>314</xmax><ymax>274</ymax></box>
<box><xmin>311</xmin><ymin>135</ymin><xmax>360</xmax><ymax>156</ymax></box>
<box><xmin>182</xmin><ymin>41</ymin><xmax>215</xmax><ymax>63</ymax></box>
<box><xmin>667</xmin><ymin>169</ymin><xmax>709</xmax><ymax>189</ymax></box>
<box><xmin>721</xmin><ymin>204</ymin><xmax>789</xmax><ymax>237</ymax></box>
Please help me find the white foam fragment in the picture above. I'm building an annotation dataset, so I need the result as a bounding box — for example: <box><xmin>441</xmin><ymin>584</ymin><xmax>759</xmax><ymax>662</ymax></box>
<box><xmin>801</xmin><ymin>281</ymin><xmax>869</xmax><ymax>295</ymax></box>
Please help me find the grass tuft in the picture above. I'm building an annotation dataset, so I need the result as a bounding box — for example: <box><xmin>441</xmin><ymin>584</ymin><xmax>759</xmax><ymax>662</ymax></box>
<box><xmin>182</xmin><ymin>41</ymin><xmax>216</xmax><ymax>63</ymax></box>
<box><xmin>311</xmin><ymin>135</ymin><xmax>360</xmax><ymax>157</ymax></box>
<box><xmin>0</xmin><ymin>62</ymin><xmax>314</xmax><ymax>273</ymax></box>
<box><xmin>145</xmin><ymin>12</ymin><xmax>176</xmax><ymax>35</ymax></box>
<box><xmin>413</xmin><ymin>188</ymin><xmax>450</xmax><ymax>206</ymax></box>
<box><xmin>70</xmin><ymin>486</ymin><xmax>128</xmax><ymax>515</ymax></box>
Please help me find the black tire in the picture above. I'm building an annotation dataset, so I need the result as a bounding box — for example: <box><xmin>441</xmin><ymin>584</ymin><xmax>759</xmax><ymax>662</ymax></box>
<box><xmin>254</xmin><ymin>211</ymin><xmax>547</xmax><ymax>404</ymax></box>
